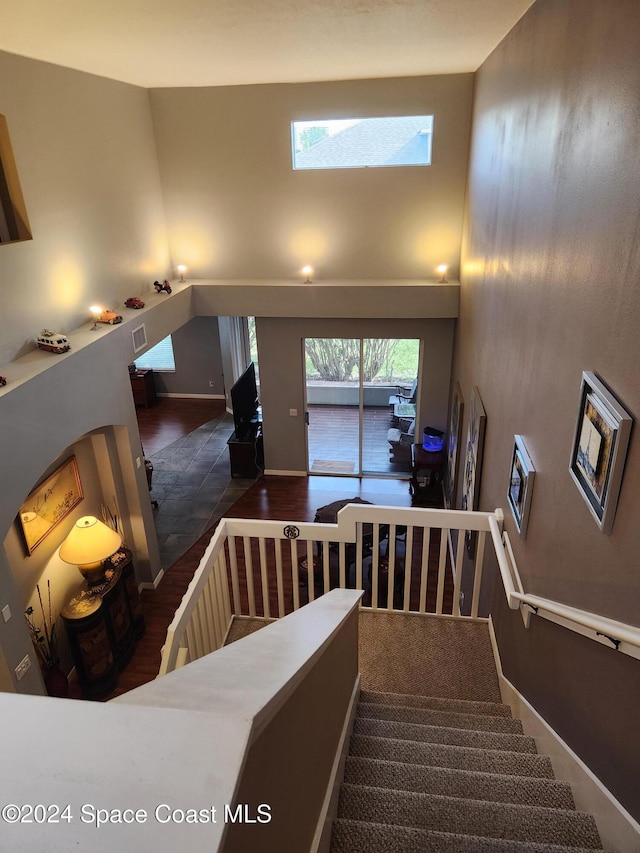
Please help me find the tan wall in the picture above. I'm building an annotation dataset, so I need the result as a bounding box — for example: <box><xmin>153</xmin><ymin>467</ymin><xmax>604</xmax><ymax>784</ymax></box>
<box><xmin>149</xmin><ymin>75</ymin><xmax>473</xmax><ymax>281</ymax></box>
<box><xmin>457</xmin><ymin>0</ymin><xmax>640</xmax><ymax>819</ymax></box>
<box><xmin>255</xmin><ymin>316</ymin><xmax>454</xmax><ymax>473</ymax></box>
<box><xmin>222</xmin><ymin>611</ymin><xmax>358</xmax><ymax>853</ymax></box>
<box><xmin>0</xmin><ymin>50</ymin><xmax>170</xmax><ymax>366</ymax></box>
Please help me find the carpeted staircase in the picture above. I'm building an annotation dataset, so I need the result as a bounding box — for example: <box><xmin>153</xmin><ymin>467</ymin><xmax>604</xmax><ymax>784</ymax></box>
<box><xmin>331</xmin><ymin>688</ymin><xmax>604</xmax><ymax>852</ymax></box>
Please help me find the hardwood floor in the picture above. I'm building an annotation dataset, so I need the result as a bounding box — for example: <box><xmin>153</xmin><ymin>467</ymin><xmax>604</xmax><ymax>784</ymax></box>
<box><xmin>93</xmin><ymin>397</ymin><xmax>445</xmax><ymax>702</ymax></box>
<box><xmin>136</xmin><ymin>396</ymin><xmax>226</xmax><ymax>455</ymax></box>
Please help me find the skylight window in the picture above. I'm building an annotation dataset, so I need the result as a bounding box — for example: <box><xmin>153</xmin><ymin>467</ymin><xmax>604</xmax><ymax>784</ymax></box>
<box><xmin>291</xmin><ymin>116</ymin><xmax>433</xmax><ymax>170</ymax></box>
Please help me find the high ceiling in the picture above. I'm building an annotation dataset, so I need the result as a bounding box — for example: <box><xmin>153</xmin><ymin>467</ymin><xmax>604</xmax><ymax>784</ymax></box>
<box><xmin>0</xmin><ymin>0</ymin><xmax>534</xmax><ymax>89</ymax></box>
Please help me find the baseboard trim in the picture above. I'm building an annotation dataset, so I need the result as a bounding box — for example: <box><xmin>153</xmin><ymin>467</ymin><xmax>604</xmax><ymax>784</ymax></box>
<box><xmin>263</xmin><ymin>469</ymin><xmax>308</xmax><ymax>477</ymax></box>
<box><xmin>488</xmin><ymin>617</ymin><xmax>640</xmax><ymax>853</ymax></box>
<box><xmin>156</xmin><ymin>392</ymin><xmax>225</xmax><ymax>400</ymax></box>
<box><xmin>312</xmin><ymin>674</ymin><xmax>360</xmax><ymax>853</ymax></box>
<box><xmin>138</xmin><ymin>568</ymin><xmax>165</xmax><ymax>591</ymax></box>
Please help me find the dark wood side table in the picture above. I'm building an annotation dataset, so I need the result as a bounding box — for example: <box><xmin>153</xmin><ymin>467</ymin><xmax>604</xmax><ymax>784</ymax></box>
<box><xmin>105</xmin><ymin>547</ymin><xmax>146</xmax><ymax>639</ymax></box>
<box><xmin>227</xmin><ymin>425</ymin><xmax>264</xmax><ymax>478</ymax></box>
<box><xmin>130</xmin><ymin>368</ymin><xmax>157</xmax><ymax>407</ymax></box>
<box><xmin>62</xmin><ymin>556</ymin><xmax>142</xmax><ymax>699</ymax></box>
<box><xmin>410</xmin><ymin>445</ymin><xmax>445</xmax><ymax>505</ymax></box>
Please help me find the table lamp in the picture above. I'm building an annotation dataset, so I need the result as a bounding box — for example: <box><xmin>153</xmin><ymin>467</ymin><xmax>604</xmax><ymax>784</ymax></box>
<box><xmin>59</xmin><ymin>516</ymin><xmax>122</xmax><ymax>587</ymax></box>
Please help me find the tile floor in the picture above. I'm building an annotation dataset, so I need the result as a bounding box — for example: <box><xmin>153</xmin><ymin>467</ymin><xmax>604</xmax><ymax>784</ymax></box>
<box><xmin>148</xmin><ymin>412</ymin><xmax>256</xmax><ymax>569</ymax></box>
<box><xmin>149</xmin><ymin>404</ymin><xmax>412</xmax><ymax>570</ymax></box>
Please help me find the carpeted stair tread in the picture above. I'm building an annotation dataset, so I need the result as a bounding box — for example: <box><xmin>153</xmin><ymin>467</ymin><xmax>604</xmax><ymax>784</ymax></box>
<box><xmin>350</xmin><ymin>734</ymin><xmax>554</xmax><ymax>778</ymax></box>
<box><xmin>354</xmin><ymin>716</ymin><xmax>537</xmax><ymax>754</ymax></box>
<box><xmin>338</xmin><ymin>785</ymin><xmax>602</xmax><ymax>848</ymax></box>
<box><xmin>358</xmin><ymin>701</ymin><xmax>523</xmax><ymax>734</ymax></box>
<box><xmin>360</xmin><ymin>689</ymin><xmax>512</xmax><ymax>717</ymax></box>
<box><xmin>344</xmin><ymin>756</ymin><xmax>576</xmax><ymax>809</ymax></box>
<box><xmin>358</xmin><ymin>611</ymin><xmax>502</xmax><ymax>702</ymax></box>
<box><xmin>331</xmin><ymin>819</ymin><xmax>604</xmax><ymax>853</ymax></box>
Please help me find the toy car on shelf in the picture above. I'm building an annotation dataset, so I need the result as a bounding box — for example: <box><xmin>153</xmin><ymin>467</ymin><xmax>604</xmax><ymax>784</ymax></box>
<box><xmin>95</xmin><ymin>308</ymin><xmax>123</xmax><ymax>325</ymax></box>
<box><xmin>124</xmin><ymin>297</ymin><xmax>145</xmax><ymax>309</ymax></box>
<box><xmin>0</xmin><ymin>376</ymin><xmax>6</xmax><ymax>387</ymax></box>
<box><xmin>153</xmin><ymin>280</ymin><xmax>172</xmax><ymax>294</ymax></box>
<box><xmin>37</xmin><ymin>330</ymin><xmax>71</xmax><ymax>354</ymax></box>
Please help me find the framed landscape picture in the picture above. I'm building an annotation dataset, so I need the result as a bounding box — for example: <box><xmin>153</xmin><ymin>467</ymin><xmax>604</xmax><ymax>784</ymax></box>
<box><xmin>18</xmin><ymin>456</ymin><xmax>84</xmax><ymax>554</ymax></box>
<box><xmin>443</xmin><ymin>382</ymin><xmax>464</xmax><ymax>509</ymax></box>
<box><xmin>569</xmin><ymin>372</ymin><xmax>632</xmax><ymax>533</ymax></box>
<box><xmin>508</xmin><ymin>435</ymin><xmax>535</xmax><ymax>538</ymax></box>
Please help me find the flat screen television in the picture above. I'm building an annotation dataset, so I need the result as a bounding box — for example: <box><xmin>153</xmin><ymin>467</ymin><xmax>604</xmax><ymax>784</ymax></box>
<box><xmin>230</xmin><ymin>362</ymin><xmax>259</xmax><ymax>439</ymax></box>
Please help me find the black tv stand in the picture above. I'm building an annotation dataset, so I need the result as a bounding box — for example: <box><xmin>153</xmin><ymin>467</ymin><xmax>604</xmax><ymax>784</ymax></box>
<box><xmin>227</xmin><ymin>423</ymin><xmax>264</xmax><ymax>478</ymax></box>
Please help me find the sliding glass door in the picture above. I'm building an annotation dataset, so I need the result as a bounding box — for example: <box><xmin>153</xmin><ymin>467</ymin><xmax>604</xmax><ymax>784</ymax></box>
<box><xmin>305</xmin><ymin>337</ymin><xmax>420</xmax><ymax>477</ymax></box>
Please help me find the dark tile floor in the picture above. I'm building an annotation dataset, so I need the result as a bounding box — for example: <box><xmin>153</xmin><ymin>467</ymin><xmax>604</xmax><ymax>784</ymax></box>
<box><xmin>149</xmin><ymin>412</ymin><xmax>256</xmax><ymax>570</ymax></box>
<box><xmin>148</xmin><ymin>404</ymin><xmax>411</xmax><ymax>569</ymax></box>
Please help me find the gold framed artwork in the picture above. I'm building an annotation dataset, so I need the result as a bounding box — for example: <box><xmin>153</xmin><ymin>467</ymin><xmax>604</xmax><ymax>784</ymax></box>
<box><xmin>569</xmin><ymin>372</ymin><xmax>632</xmax><ymax>533</ymax></box>
<box><xmin>18</xmin><ymin>457</ymin><xmax>84</xmax><ymax>554</ymax></box>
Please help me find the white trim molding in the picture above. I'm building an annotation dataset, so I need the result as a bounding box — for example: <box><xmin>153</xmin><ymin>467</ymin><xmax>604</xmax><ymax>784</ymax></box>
<box><xmin>489</xmin><ymin>618</ymin><xmax>640</xmax><ymax>853</ymax></box>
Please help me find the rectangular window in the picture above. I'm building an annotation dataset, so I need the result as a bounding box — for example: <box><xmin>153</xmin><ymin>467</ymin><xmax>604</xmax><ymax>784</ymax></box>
<box><xmin>135</xmin><ymin>335</ymin><xmax>176</xmax><ymax>371</ymax></box>
<box><xmin>291</xmin><ymin>116</ymin><xmax>433</xmax><ymax>170</ymax></box>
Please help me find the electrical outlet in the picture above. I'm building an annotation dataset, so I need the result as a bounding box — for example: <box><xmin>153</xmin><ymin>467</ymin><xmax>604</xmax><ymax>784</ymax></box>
<box><xmin>209</xmin><ymin>380</ymin><xmax>215</xmax><ymax>387</ymax></box>
<box><xmin>289</xmin><ymin>408</ymin><xmax>298</xmax><ymax>416</ymax></box>
<box><xmin>15</xmin><ymin>654</ymin><xmax>31</xmax><ymax>681</ymax></box>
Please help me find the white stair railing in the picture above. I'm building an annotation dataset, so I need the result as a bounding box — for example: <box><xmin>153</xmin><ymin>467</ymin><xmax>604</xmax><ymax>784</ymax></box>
<box><xmin>158</xmin><ymin>501</ymin><xmax>640</xmax><ymax>676</ymax></box>
<box><xmin>159</xmin><ymin>504</ymin><xmax>501</xmax><ymax>676</ymax></box>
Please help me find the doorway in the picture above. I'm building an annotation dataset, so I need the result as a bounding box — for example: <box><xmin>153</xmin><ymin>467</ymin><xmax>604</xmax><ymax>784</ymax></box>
<box><xmin>304</xmin><ymin>337</ymin><xmax>420</xmax><ymax>477</ymax></box>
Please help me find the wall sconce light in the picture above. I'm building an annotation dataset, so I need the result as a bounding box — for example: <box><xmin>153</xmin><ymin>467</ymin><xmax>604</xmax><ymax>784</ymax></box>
<box><xmin>59</xmin><ymin>516</ymin><xmax>122</xmax><ymax>587</ymax></box>
<box><xmin>90</xmin><ymin>306</ymin><xmax>102</xmax><ymax>330</ymax></box>
<box><xmin>302</xmin><ymin>265</ymin><xmax>313</xmax><ymax>283</ymax></box>
<box><xmin>437</xmin><ymin>264</ymin><xmax>448</xmax><ymax>283</ymax></box>
<box><xmin>177</xmin><ymin>265</ymin><xmax>187</xmax><ymax>283</ymax></box>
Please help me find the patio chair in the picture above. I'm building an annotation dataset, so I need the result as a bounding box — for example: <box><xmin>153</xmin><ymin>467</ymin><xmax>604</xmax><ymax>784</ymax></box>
<box><xmin>387</xmin><ymin>418</ymin><xmax>415</xmax><ymax>462</ymax></box>
<box><xmin>389</xmin><ymin>378</ymin><xmax>418</xmax><ymax>424</ymax></box>
<box><xmin>388</xmin><ymin>378</ymin><xmax>417</xmax><ymax>410</ymax></box>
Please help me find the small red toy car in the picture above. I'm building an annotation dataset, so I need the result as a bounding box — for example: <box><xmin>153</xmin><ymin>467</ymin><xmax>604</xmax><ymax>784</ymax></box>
<box><xmin>125</xmin><ymin>297</ymin><xmax>145</xmax><ymax>309</ymax></box>
<box><xmin>0</xmin><ymin>376</ymin><xmax>6</xmax><ymax>387</ymax></box>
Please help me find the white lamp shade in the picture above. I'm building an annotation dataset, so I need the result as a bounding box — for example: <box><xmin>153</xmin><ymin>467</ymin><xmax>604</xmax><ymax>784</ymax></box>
<box><xmin>59</xmin><ymin>516</ymin><xmax>122</xmax><ymax>565</ymax></box>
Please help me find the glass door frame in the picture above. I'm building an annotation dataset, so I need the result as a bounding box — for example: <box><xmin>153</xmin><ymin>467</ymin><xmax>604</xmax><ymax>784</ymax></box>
<box><xmin>304</xmin><ymin>337</ymin><xmax>422</xmax><ymax>478</ymax></box>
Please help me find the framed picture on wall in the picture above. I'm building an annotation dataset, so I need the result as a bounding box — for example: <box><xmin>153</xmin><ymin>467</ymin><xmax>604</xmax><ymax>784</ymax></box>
<box><xmin>508</xmin><ymin>435</ymin><xmax>535</xmax><ymax>538</ymax></box>
<box><xmin>462</xmin><ymin>386</ymin><xmax>486</xmax><ymax>557</ymax></box>
<box><xmin>569</xmin><ymin>371</ymin><xmax>632</xmax><ymax>533</ymax></box>
<box><xmin>443</xmin><ymin>382</ymin><xmax>464</xmax><ymax>509</ymax></box>
<box><xmin>18</xmin><ymin>456</ymin><xmax>84</xmax><ymax>555</ymax></box>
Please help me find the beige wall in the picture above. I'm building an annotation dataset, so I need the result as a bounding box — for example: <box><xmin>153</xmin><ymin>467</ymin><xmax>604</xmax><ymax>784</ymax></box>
<box><xmin>255</xmin><ymin>316</ymin><xmax>454</xmax><ymax>473</ymax></box>
<box><xmin>0</xmin><ymin>50</ymin><xmax>170</xmax><ymax>366</ymax></box>
<box><xmin>457</xmin><ymin>0</ymin><xmax>640</xmax><ymax>819</ymax></box>
<box><xmin>0</xmin><ymin>50</ymin><xmax>177</xmax><ymax>690</ymax></box>
<box><xmin>149</xmin><ymin>75</ymin><xmax>473</xmax><ymax>281</ymax></box>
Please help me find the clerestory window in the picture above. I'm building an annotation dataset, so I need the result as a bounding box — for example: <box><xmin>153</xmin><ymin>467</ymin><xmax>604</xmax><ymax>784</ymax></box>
<box><xmin>291</xmin><ymin>116</ymin><xmax>433</xmax><ymax>170</ymax></box>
